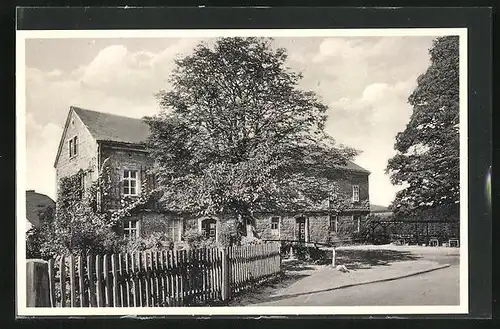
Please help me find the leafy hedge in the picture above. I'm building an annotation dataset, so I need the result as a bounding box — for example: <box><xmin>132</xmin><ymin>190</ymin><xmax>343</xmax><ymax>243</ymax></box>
<box><xmin>280</xmin><ymin>242</ymin><xmax>330</xmax><ymax>264</ymax></box>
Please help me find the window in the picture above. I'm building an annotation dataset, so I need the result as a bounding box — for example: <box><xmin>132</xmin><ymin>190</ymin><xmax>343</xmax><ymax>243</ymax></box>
<box><xmin>167</xmin><ymin>218</ymin><xmax>182</xmax><ymax>242</ymax></box>
<box><xmin>123</xmin><ymin>219</ymin><xmax>139</xmax><ymax>239</ymax></box>
<box><xmin>68</xmin><ymin>136</ymin><xmax>78</xmax><ymax>158</ymax></box>
<box><xmin>330</xmin><ymin>215</ymin><xmax>338</xmax><ymax>232</ymax></box>
<box><xmin>123</xmin><ymin>170</ymin><xmax>139</xmax><ymax>196</ymax></box>
<box><xmin>201</xmin><ymin>218</ymin><xmax>217</xmax><ymax>239</ymax></box>
<box><xmin>352</xmin><ymin>185</ymin><xmax>360</xmax><ymax>202</ymax></box>
<box><xmin>271</xmin><ymin>216</ymin><xmax>280</xmax><ymax>234</ymax></box>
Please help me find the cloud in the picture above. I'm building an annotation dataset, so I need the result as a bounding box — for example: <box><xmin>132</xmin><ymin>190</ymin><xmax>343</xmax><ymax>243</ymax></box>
<box><xmin>324</xmin><ymin>79</ymin><xmax>417</xmax><ymax>206</ymax></box>
<box><xmin>25</xmin><ymin>114</ymin><xmax>63</xmax><ymax>199</ymax></box>
<box><xmin>24</xmin><ymin>39</ymin><xmax>203</xmax><ymax>197</ymax></box>
<box><xmin>24</xmin><ymin>36</ymin><xmax>436</xmax><ymax>206</ymax></box>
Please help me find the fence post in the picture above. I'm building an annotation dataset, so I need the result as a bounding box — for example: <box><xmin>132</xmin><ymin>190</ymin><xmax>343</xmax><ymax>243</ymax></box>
<box><xmin>26</xmin><ymin>259</ymin><xmax>50</xmax><ymax>307</ymax></box>
<box><xmin>331</xmin><ymin>247</ymin><xmax>336</xmax><ymax>267</ymax></box>
<box><xmin>220</xmin><ymin>247</ymin><xmax>230</xmax><ymax>301</ymax></box>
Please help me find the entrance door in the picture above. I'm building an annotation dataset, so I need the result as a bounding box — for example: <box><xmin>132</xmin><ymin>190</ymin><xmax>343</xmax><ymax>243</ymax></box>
<box><xmin>296</xmin><ymin>217</ymin><xmax>306</xmax><ymax>242</ymax></box>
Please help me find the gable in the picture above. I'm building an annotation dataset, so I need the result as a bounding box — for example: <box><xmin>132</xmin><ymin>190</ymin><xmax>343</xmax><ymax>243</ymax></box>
<box><xmin>53</xmin><ymin>108</ymin><xmax>96</xmax><ymax>168</ymax></box>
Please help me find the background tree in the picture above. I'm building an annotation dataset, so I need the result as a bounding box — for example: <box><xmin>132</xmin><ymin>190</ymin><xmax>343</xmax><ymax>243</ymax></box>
<box><xmin>26</xmin><ymin>206</ymin><xmax>55</xmax><ymax>259</ymax></box>
<box><xmin>386</xmin><ymin>36</ymin><xmax>459</xmax><ymax>216</ymax></box>
<box><xmin>146</xmin><ymin>37</ymin><xmax>358</xmax><ymax>232</ymax></box>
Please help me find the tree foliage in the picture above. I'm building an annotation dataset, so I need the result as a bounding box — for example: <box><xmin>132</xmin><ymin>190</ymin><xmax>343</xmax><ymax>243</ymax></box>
<box><xmin>386</xmin><ymin>36</ymin><xmax>460</xmax><ymax>215</ymax></box>
<box><xmin>26</xmin><ymin>159</ymin><xmax>159</xmax><ymax>258</ymax></box>
<box><xmin>28</xmin><ymin>170</ymin><xmax>125</xmax><ymax>258</ymax></box>
<box><xmin>145</xmin><ymin>37</ymin><xmax>359</xmax><ymax>223</ymax></box>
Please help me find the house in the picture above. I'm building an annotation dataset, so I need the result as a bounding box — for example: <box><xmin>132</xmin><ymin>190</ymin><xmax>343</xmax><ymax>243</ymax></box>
<box><xmin>26</xmin><ymin>190</ymin><xmax>55</xmax><ymax>232</ymax></box>
<box><xmin>54</xmin><ymin>106</ymin><xmax>370</xmax><ymax>244</ymax></box>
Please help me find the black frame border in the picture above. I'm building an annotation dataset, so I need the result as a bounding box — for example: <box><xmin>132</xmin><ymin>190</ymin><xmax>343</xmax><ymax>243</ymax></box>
<box><xmin>6</xmin><ymin>5</ymin><xmax>493</xmax><ymax>324</ymax></box>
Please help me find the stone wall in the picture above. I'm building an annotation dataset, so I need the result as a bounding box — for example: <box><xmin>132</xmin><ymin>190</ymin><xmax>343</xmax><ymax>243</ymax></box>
<box><xmin>329</xmin><ymin>170</ymin><xmax>370</xmax><ymax>211</ymax></box>
<box><xmin>119</xmin><ymin>212</ymin><xmax>184</xmax><ymax>242</ymax></box>
<box><xmin>254</xmin><ymin>213</ymin><xmax>345</xmax><ymax>244</ymax></box>
<box><xmin>100</xmin><ymin>145</ymin><xmax>153</xmax><ymax>207</ymax></box>
<box><xmin>55</xmin><ymin>110</ymin><xmax>99</xmax><ymax>194</ymax></box>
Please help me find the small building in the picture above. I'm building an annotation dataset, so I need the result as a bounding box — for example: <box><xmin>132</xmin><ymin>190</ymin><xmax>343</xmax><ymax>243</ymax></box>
<box><xmin>54</xmin><ymin>106</ymin><xmax>371</xmax><ymax>244</ymax></box>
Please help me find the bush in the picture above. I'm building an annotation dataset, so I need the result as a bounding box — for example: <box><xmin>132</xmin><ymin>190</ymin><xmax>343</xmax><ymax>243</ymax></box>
<box><xmin>279</xmin><ymin>242</ymin><xmax>329</xmax><ymax>263</ymax></box>
<box><xmin>218</xmin><ymin>221</ymin><xmax>242</xmax><ymax>247</ymax></box>
<box><xmin>182</xmin><ymin>229</ymin><xmax>218</xmax><ymax>249</ymax></box>
<box><xmin>26</xmin><ymin>228</ymin><xmax>43</xmax><ymax>259</ymax></box>
<box><xmin>241</xmin><ymin>235</ymin><xmax>262</xmax><ymax>245</ymax></box>
<box><xmin>123</xmin><ymin>232</ymin><xmax>174</xmax><ymax>253</ymax></box>
<box><xmin>308</xmin><ymin>246</ymin><xmax>328</xmax><ymax>262</ymax></box>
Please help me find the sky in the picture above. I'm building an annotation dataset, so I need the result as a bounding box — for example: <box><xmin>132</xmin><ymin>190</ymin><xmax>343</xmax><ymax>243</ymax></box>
<box><xmin>24</xmin><ymin>35</ymin><xmax>437</xmax><ymax>206</ymax></box>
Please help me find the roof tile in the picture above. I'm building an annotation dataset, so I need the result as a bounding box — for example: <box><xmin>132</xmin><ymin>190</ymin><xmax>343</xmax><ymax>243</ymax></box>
<box><xmin>73</xmin><ymin>106</ymin><xmax>150</xmax><ymax>145</ymax></box>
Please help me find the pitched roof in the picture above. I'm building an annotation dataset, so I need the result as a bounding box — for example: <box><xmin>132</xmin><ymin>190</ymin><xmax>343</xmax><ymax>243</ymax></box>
<box><xmin>68</xmin><ymin>106</ymin><xmax>370</xmax><ymax>174</ymax></box>
<box><xmin>72</xmin><ymin>106</ymin><xmax>151</xmax><ymax>145</ymax></box>
<box><xmin>26</xmin><ymin>190</ymin><xmax>55</xmax><ymax>228</ymax></box>
<box><xmin>333</xmin><ymin>161</ymin><xmax>371</xmax><ymax>174</ymax></box>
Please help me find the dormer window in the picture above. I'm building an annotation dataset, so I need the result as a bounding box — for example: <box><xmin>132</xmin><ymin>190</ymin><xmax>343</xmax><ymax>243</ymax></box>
<box><xmin>352</xmin><ymin>185</ymin><xmax>360</xmax><ymax>202</ymax></box>
<box><xmin>69</xmin><ymin>136</ymin><xmax>78</xmax><ymax>158</ymax></box>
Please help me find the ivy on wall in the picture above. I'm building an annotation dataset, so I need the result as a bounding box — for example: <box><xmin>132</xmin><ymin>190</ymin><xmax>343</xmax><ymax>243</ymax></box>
<box><xmin>28</xmin><ymin>160</ymin><xmax>155</xmax><ymax>258</ymax></box>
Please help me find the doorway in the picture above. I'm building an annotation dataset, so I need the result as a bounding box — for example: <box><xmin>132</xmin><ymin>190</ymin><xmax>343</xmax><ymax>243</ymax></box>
<box><xmin>296</xmin><ymin>217</ymin><xmax>307</xmax><ymax>242</ymax></box>
<box><xmin>201</xmin><ymin>218</ymin><xmax>217</xmax><ymax>239</ymax></box>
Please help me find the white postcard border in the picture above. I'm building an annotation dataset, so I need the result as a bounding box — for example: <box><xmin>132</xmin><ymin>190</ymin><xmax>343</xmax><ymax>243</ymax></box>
<box><xmin>16</xmin><ymin>27</ymin><xmax>469</xmax><ymax>316</ymax></box>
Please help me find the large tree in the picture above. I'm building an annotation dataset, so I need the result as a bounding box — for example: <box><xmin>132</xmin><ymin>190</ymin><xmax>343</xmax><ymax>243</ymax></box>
<box><xmin>386</xmin><ymin>36</ymin><xmax>459</xmax><ymax>215</ymax></box>
<box><xmin>145</xmin><ymin>37</ymin><xmax>358</xmax><ymax>231</ymax></box>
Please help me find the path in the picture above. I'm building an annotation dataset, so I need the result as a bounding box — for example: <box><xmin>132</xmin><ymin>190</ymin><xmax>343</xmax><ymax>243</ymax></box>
<box><xmin>254</xmin><ymin>265</ymin><xmax>459</xmax><ymax>306</ymax></box>
<box><xmin>229</xmin><ymin>244</ymin><xmax>460</xmax><ymax>306</ymax></box>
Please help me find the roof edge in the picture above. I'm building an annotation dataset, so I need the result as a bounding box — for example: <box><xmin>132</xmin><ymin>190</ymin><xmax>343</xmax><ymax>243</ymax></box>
<box><xmin>53</xmin><ymin>107</ymin><xmax>75</xmax><ymax>168</ymax></box>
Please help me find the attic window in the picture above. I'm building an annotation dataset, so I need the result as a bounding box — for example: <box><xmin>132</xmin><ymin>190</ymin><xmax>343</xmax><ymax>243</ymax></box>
<box><xmin>69</xmin><ymin>136</ymin><xmax>78</xmax><ymax>158</ymax></box>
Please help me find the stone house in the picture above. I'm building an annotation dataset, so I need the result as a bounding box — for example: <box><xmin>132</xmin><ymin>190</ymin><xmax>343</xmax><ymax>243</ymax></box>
<box><xmin>54</xmin><ymin>106</ymin><xmax>370</xmax><ymax>245</ymax></box>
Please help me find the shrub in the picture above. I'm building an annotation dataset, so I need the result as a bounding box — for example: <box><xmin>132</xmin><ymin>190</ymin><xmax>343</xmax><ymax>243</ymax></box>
<box><xmin>182</xmin><ymin>228</ymin><xmax>218</xmax><ymax>249</ymax></box>
<box><xmin>241</xmin><ymin>235</ymin><xmax>262</xmax><ymax>245</ymax></box>
<box><xmin>308</xmin><ymin>246</ymin><xmax>328</xmax><ymax>262</ymax></box>
<box><xmin>123</xmin><ymin>232</ymin><xmax>174</xmax><ymax>253</ymax></box>
<box><xmin>26</xmin><ymin>227</ymin><xmax>43</xmax><ymax>259</ymax></box>
<box><xmin>279</xmin><ymin>242</ymin><xmax>329</xmax><ymax>263</ymax></box>
<box><xmin>218</xmin><ymin>220</ymin><xmax>242</xmax><ymax>247</ymax></box>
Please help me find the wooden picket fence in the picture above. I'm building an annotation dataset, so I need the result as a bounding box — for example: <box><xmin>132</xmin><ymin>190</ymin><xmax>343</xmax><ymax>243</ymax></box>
<box><xmin>45</xmin><ymin>243</ymin><xmax>281</xmax><ymax>307</ymax></box>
